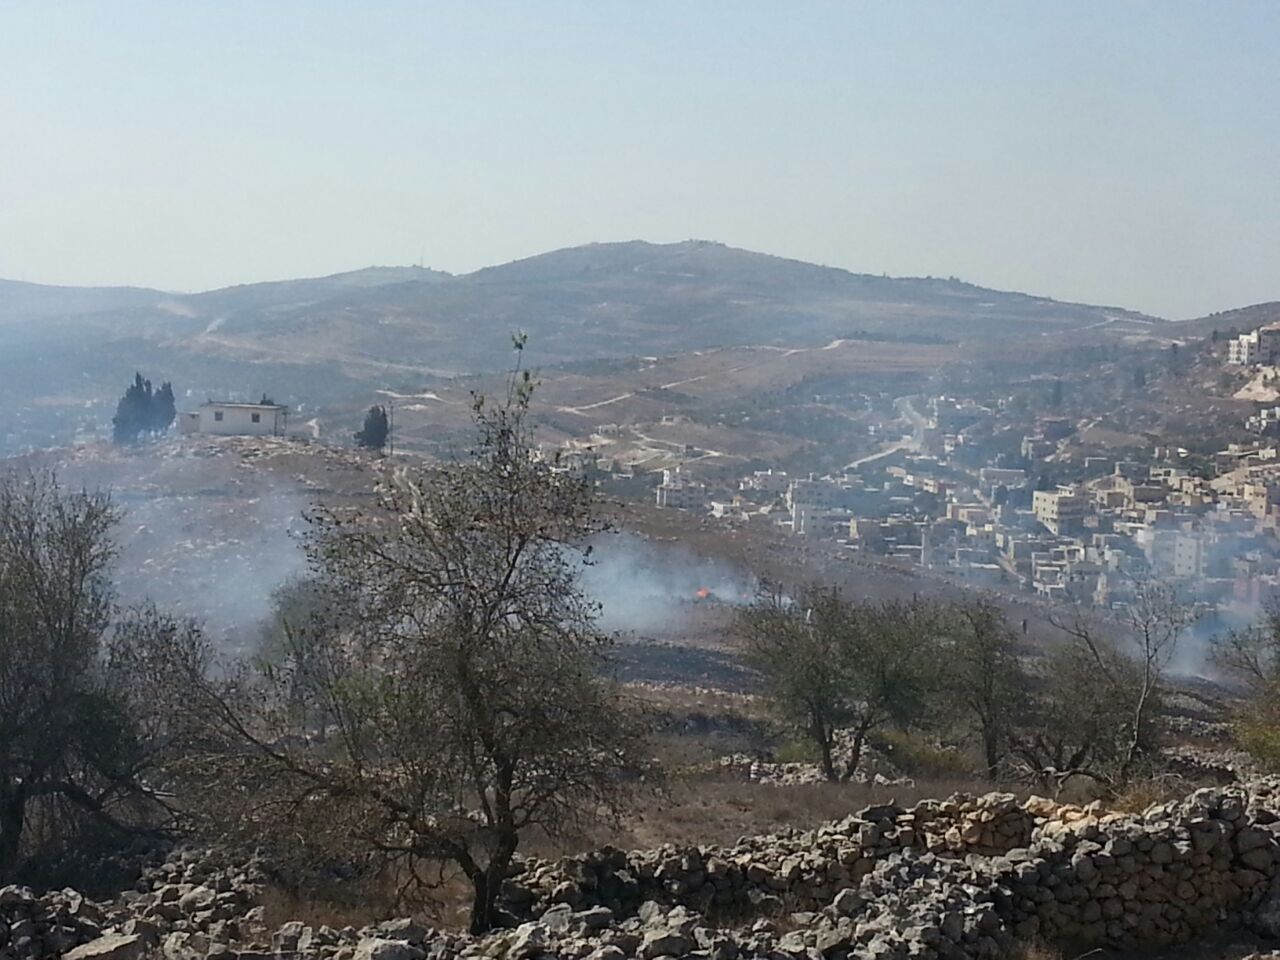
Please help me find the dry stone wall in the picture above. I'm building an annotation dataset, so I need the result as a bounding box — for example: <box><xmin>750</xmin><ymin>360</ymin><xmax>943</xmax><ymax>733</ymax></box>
<box><xmin>494</xmin><ymin>783</ymin><xmax>1280</xmax><ymax>957</ymax></box>
<box><xmin>504</xmin><ymin>792</ymin><xmax>1037</xmax><ymax>917</ymax></box>
<box><xmin>8</xmin><ymin>783</ymin><xmax>1280</xmax><ymax>958</ymax></box>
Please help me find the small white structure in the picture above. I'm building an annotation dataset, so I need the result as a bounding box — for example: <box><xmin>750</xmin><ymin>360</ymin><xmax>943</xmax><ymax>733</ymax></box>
<box><xmin>179</xmin><ymin>401</ymin><xmax>288</xmax><ymax>437</ymax></box>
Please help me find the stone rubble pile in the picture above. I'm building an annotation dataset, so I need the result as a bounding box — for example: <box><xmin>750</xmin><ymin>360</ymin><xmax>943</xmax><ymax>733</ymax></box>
<box><xmin>1</xmin><ymin>847</ymin><xmax>268</xmax><ymax>960</ymax></box>
<box><xmin>479</xmin><ymin>782</ymin><xmax>1280</xmax><ymax>960</ymax></box>
<box><xmin>714</xmin><ymin>756</ymin><xmax>913</xmax><ymax>789</ymax></box>
<box><xmin>1163</xmin><ymin>743</ymin><xmax>1264</xmax><ymax>784</ymax></box>
<box><xmin>0</xmin><ymin>886</ymin><xmax>105</xmax><ymax>959</ymax></box>
<box><xmin>715</xmin><ymin>741</ymin><xmax>912</xmax><ymax>789</ymax></box>
<box><xmin>1163</xmin><ymin>713</ymin><xmax>1235</xmax><ymax>742</ymax></box>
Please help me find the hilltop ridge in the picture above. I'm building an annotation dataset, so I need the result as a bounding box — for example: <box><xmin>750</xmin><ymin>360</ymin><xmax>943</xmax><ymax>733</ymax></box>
<box><xmin>0</xmin><ymin>238</ymin><xmax>1229</xmax><ymax>456</ymax></box>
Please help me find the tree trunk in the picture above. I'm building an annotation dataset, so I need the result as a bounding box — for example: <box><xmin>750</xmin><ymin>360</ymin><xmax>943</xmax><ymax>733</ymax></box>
<box><xmin>840</xmin><ymin>726</ymin><xmax>868</xmax><ymax>782</ymax></box>
<box><xmin>468</xmin><ymin>870</ymin><xmax>496</xmax><ymax>934</ymax></box>
<box><xmin>812</xmin><ymin>715</ymin><xmax>837</xmax><ymax>782</ymax></box>
<box><xmin>1118</xmin><ymin>683</ymin><xmax>1154</xmax><ymax>790</ymax></box>
<box><xmin>468</xmin><ymin>834</ymin><xmax>519</xmax><ymax>934</ymax></box>
<box><xmin>0</xmin><ymin>789</ymin><xmax>26</xmax><ymax>878</ymax></box>
<box><xmin>982</xmin><ymin>725</ymin><xmax>1000</xmax><ymax>781</ymax></box>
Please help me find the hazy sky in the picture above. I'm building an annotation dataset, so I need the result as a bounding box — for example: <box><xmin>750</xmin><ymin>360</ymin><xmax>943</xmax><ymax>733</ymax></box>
<box><xmin>2</xmin><ymin>1</ymin><xmax>1277</xmax><ymax>318</ymax></box>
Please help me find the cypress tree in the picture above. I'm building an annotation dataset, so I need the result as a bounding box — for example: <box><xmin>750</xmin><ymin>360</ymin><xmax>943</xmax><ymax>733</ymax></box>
<box><xmin>355</xmin><ymin>405</ymin><xmax>390</xmax><ymax>451</ymax></box>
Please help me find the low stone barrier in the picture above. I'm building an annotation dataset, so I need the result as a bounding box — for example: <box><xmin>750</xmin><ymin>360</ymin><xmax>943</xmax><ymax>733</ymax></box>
<box><xmin>8</xmin><ymin>782</ymin><xmax>1280</xmax><ymax>958</ymax></box>
<box><xmin>503</xmin><ymin>792</ymin><xmax>1038</xmax><ymax>918</ymax></box>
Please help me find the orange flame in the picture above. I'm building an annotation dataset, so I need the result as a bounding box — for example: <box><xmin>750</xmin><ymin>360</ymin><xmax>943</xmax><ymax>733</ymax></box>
<box><xmin>695</xmin><ymin>587</ymin><xmax>712</xmax><ymax>600</ymax></box>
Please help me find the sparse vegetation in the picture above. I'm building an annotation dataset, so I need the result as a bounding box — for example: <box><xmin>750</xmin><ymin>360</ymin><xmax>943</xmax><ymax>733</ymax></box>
<box><xmin>0</xmin><ymin>470</ymin><xmax>208</xmax><ymax>876</ymax></box>
<box><xmin>171</xmin><ymin>360</ymin><xmax>653</xmax><ymax>932</ymax></box>
<box><xmin>1213</xmin><ymin>603</ymin><xmax>1280</xmax><ymax>772</ymax></box>
<box><xmin>735</xmin><ymin>587</ymin><xmax>941</xmax><ymax>781</ymax></box>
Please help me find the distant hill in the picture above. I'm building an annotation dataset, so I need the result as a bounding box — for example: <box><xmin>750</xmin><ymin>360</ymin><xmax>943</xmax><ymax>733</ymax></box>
<box><xmin>0</xmin><ymin>239</ymin><xmax>1170</xmax><ymax>453</ymax></box>
<box><xmin>171</xmin><ymin>240</ymin><xmax>1164</xmax><ymax>375</ymax></box>
<box><xmin>0</xmin><ymin>241</ymin><xmax>1163</xmax><ymax>363</ymax></box>
<box><xmin>0</xmin><ymin>266</ymin><xmax>452</xmax><ymax>323</ymax></box>
<box><xmin>0</xmin><ymin>277</ymin><xmax>170</xmax><ymax>324</ymax></box>
<box><xmin>1176</xmin><ymin>301</ymin><xmax>1280</xmax><ymax>338</ymax></box>
<box><xmin>187</xmin><ymin>264</ymin><xmax>452</xmax><ymax>315</ymax></box>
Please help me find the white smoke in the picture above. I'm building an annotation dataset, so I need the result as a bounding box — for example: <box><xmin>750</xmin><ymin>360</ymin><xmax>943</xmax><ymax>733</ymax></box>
<box><xmin>578</xmin><ymin>532</ymin><xmax>755</xmax><ymax>635</ymax></box>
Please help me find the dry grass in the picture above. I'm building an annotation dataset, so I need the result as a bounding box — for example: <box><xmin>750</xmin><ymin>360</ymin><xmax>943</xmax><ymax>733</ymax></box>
<box><xmin>257</xmin><ymin>866</ymin><xmax>476</xmax><ymax>933</ymax></box>
<box><xmin>871</xmin><ymin>729</ymin><xmax>977</xmax><ymax>778</ymax></box>
<box><xmin>533</xmin><ymin>773</ymin><xmax>1018</xmax><ymax>854</ymax></box>
<box><xmin>1109</xmin><ymin>776</ymin><xmax>1194</xmax><ymax>814</ymax></box>
<box><xmin>257</xmin><ymin>880</ymin><xmax>400</xmax><ymax>933</ymax></box>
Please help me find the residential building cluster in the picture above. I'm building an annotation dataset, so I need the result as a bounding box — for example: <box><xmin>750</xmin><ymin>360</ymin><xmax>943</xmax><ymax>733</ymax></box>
<box><xmin>645</xmin><ymin>395</ymin><xmax>1280</xmax><ymax>616</ymax></box>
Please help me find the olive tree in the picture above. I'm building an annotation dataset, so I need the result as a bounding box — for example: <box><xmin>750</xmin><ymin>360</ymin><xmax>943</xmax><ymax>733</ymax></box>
<box><xmin>735</xmin><ymin>588</ymin><xmax>939</xmax><ymax>782</ymax></box>
<box><xmin>178</xmin><ymin>360</ymin><xmax>651</xmax><ymax>932</ymax></box>
<box><xmin>937</xmin><ymin>596</ymin><xmax>1027</xmax><ymax>779</ymax></box>
<box><xmin>0</xmin><ymin>471</ymin><xmax>208</xmax><ymax>877</ymax></box>
<box><xmin>1212</xmin><ymin>602</ymin><xmax>1280</xmax><ymax>688</ymax></box>
<box><xmin>735</xmin><ymin>586</ymin><xmax>849</xmax><ymax>780</ymax></box>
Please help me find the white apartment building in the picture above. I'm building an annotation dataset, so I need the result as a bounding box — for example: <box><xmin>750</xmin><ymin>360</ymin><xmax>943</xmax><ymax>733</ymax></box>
<box><xmin>1228</xmin><ymin>324</ymin><xmax>1280</xmax><ymax>365</ymax></box>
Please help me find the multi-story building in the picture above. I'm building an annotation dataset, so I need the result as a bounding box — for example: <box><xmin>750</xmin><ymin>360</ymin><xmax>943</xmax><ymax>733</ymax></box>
<box><xmin>655</xmin><ymin>468</ymin><xmax>708</xmax><ymax>511</ymax></box>
<box><xmin>1032</xmin><ymin>487</ymin><xmax>1087</xmax><ymax>535</ymax></box>
<box><xmin>1228</xmin><ymin>324</ymin><xmax>1280</xmax><ymax>365</ymax></box>
<box><xmin>1242</xmin><ymin>479</ymin><xmax>1280</xmax><ymax>520</ymax></box>
<box><xmin>1247</xmin><ymin>407</ymin><xmax>1280</xmax><ymax>436</ymax></box>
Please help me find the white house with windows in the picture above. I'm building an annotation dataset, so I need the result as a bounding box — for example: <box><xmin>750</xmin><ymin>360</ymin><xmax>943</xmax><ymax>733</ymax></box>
<box><xmin>1228</xmin><ymin>324</ymin><xmax>1280</xmax><ymax>365</ymax></box>
<box><xmin>178</xmin><ymin>401</ymin><xmax>288</xmax><ymax>437</ymax></box>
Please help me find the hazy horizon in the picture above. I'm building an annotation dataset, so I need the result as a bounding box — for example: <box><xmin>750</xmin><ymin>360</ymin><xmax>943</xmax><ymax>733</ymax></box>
<box><xmin>3</xmin><ymin>1</ymin><xmax>1278</xmax><ymax>319</ymax></box>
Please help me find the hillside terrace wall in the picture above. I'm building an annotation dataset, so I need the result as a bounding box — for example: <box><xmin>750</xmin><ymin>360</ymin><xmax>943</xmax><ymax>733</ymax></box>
<box><xmin>7</xmin><ymin>783</ymin><xmax>1280</xmax><ymax>959</ymax></box>
<box><xmin>503</xmin><ymin>783</ymin><xmax>1280</xmax><ymax>951</ymax></box>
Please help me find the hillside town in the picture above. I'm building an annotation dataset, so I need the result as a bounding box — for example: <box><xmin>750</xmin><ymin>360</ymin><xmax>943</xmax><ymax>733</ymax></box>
<box><xmin>620</xmin><ymin>322</ymin><xmax>1280</xmax><ymax>623</ymax></box>
<box><xmin>646</xmin><ymin>411</ymin><xmax>1280</xmax><ymax>613</ymax></box>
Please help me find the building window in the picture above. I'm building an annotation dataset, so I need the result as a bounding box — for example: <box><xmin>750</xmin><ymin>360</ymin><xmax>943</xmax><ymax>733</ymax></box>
<box><xmin>214</xmin><ymin>411</ymin><xmax>223</xmax><ymax>422</ymax></box>
<box><xmin>251</xmin><ymin>413</ymin><xmax>261</xmax><ymax>423</ymax></box>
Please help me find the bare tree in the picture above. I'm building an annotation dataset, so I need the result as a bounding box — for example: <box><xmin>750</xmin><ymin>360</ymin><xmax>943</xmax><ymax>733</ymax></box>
<box><xmin>177</xmin><ymin>355</ymin><xmax>651</xmax><ymax>932</ymax></box>
<box><xmin>735</xmin><ymin>589</ymin><xmax>939</xmax><ymax>782</ymax></box>
<box><xmin>1212</xmin><ymin>601</ymin><xmax>1280</xmax><ymax>771</ymax></box>
<box><xmin>1007</xmin><ymin>645</ymin><xmax>1138</xmax><ymax>796</ymax></box>
<box><xmin>0</xmin><ymin>472</ymin><xmax>207</xmax><ymax>877</ymax></box>
<box><xmin>1042</xmin><ymin>577</ymin><xmax>1195</xmax><ymax>791</ymax></box>
<box><xmin>1212</xmin><ymin>601</ymin><xmax>1280</xmax><ymax>688</ymax></box>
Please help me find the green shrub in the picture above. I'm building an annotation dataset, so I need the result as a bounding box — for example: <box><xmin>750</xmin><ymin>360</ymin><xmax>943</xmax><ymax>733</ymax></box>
<box><xmin>872</xmin><ymin>729</ymin><xmax>973</xmax><ymax>778</ymax></box>
<box><xmin>773</xmin><ymin>739</ymin><xmax>822</xmax><ymax>764</ymax></box>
